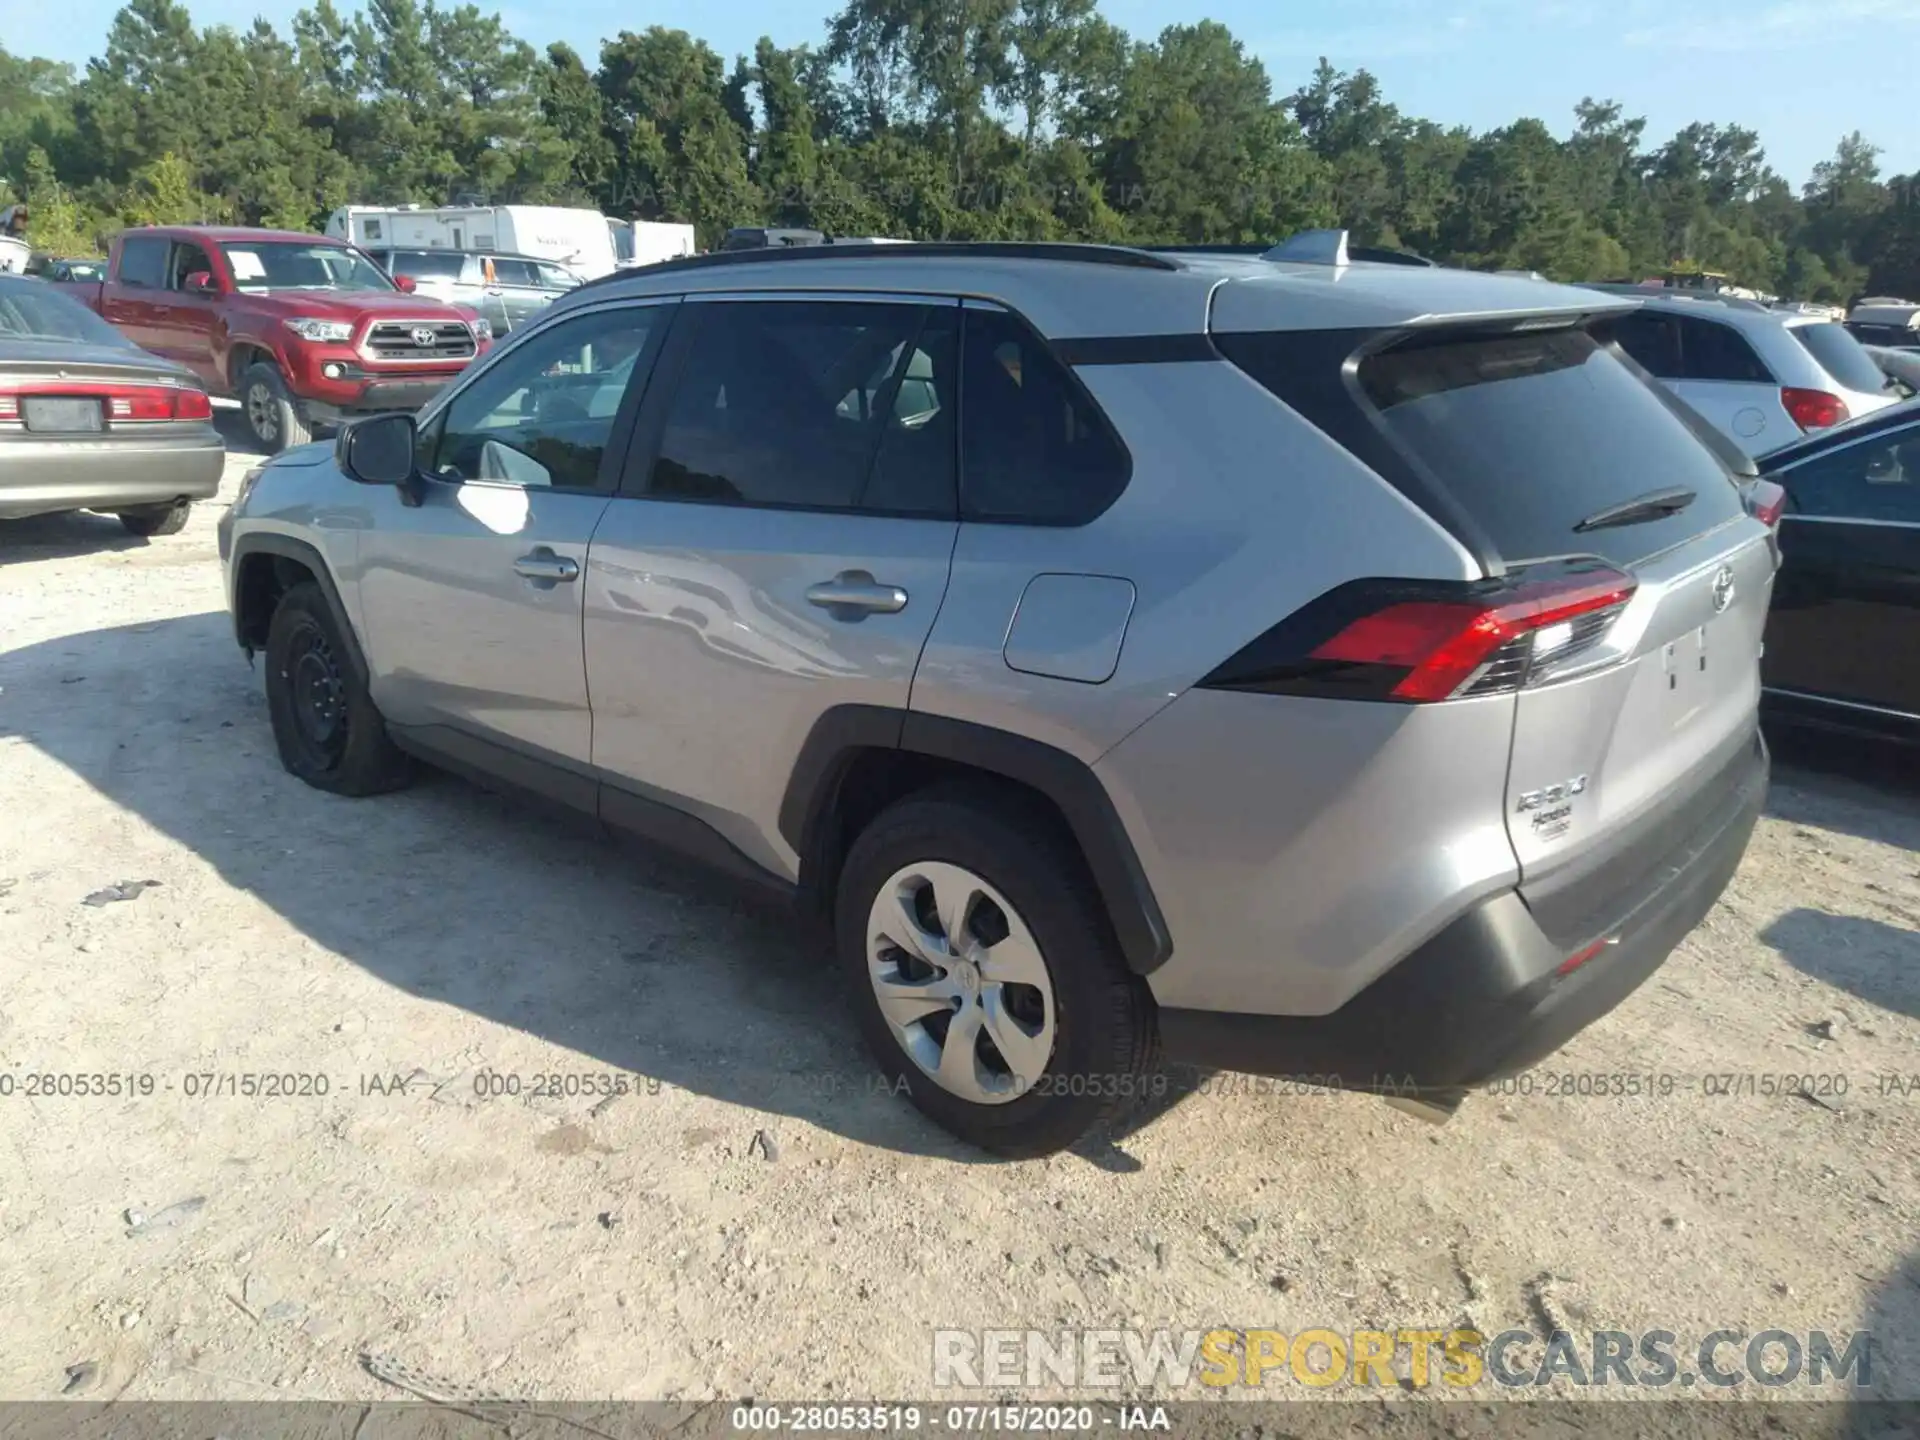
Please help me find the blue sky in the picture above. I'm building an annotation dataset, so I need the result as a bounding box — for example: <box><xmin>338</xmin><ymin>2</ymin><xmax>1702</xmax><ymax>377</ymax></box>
<box><xmin>7</xmin><ymin>0</ymin><xmax>1915</xmax><ymax>188</ymax></box>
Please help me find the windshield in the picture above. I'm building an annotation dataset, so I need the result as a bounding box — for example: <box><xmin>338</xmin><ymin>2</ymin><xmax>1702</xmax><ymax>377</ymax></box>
<box><xmin>221</xmin><ymin>242</ymin><xmax>395</xmax><ymax>294</ymax></box>
<box><xmin>0</xmin><ymin>277</ymin><xmax>136</xmax><ymax>347</ymax></box>
<box><xmin>1791</xmin><ymin>322</ymin><xmax>1894</xmax><ymax>395</ymax></box>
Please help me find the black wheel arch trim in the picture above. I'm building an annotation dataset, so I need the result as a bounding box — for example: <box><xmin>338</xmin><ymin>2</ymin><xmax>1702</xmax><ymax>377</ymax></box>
<box><xmin>228</xmin><ymin>533</ymin><xmax>368</xmax><ymax>686</ymax></box>
<box><xmin>780</xmin><ymin>704</ymin><xmax>1173</xmax><ymax>975</ymax></box>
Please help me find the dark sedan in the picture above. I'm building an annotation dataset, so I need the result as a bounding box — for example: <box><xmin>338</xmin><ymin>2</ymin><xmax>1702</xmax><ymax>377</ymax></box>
<box><xmin>0</xmin><ymin>274</ymin><xmax>223</xmax><ymax>535</ymax></box>
<box><xmin>1757</xmin><ymin>402</ymin><xmax>1920</xmax><ymax>742</ymax></box>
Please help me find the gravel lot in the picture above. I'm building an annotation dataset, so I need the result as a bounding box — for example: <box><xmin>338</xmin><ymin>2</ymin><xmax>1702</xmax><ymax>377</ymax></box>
<box><xmin>2</xmin><ymin>422</ymin><xmax>1918</xmax><ymax>1416</ymax></box>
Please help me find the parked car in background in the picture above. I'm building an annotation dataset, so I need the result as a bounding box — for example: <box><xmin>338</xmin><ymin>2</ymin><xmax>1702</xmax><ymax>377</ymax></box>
<box><xmin>1590</xmin><ymin>289</ymin><xmax>1899</xmax><ymax>456</ymax></box>
<box><xmin>50</xmin><ymin>226</ymin><xmax>491</xmax><ymax>454</ymax></box>
<box><xmin>0</xmin><ymin>273</ymin><xmax>222</xmax><ymax>534</ymax></box>
<box><xmin>1755</xmin><ymin>404</ymin><xmax>1920</xmax><ymax>743</ymax></box>
<box><xmin>327</xmin><ymin>204</ymin><xmax>621</xmax><ymax>280</ymax></box>
<box><xmin>40</xmin><ymin>258</ymin><xmax>107</xmax><ymax>283</ymax></box>
<box><xmin>223</xmin><ymin>235</ymin><xmax>1771</xmax><ymax>1156</ymax></box>
<box><xmin>364</xmin><ymin>248</ymin><xmax>579</xmax><ymax>336</ymax></box>
<box><xmin>1846</xmin><ymin>299</ymin><xmax>1920</xmax><ymax>351</ymax></box>
<box><xmin>1864</xmin><ymin>344</ymin><xmax>1920</xmax><ymax>396</ymax></box>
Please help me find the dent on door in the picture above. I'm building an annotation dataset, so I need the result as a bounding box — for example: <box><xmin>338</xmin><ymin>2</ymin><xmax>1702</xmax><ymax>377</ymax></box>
<box><xmin>1002</xmin><ymin>573</ymin><xmax>1138</xmax><ymax>684</ymax></box>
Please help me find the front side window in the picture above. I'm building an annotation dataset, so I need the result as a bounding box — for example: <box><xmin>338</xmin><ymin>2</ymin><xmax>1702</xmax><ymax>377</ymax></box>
<box><xmin>1781</xmin><ymin>426</ymin><xmax>1920</xmax><ymax>523</ymax></box>
<box><xmin>959</xmin><ymin>307</ymin><xmax>1130</xmax><ymax>524</ymax></box>
<box><xmin>646</xmin><ymin>299</ymin><xmax>956</xmax><ymax>517</ymax></box>
<box><xmin>430</xmin><ymin>305</ymin><xmax>668</xmax><ymax>492</ymax></box>
<box><xmin>166</xmin><ymin>241</ymin><xmax>214</xmax><ymax>291</ymax></box>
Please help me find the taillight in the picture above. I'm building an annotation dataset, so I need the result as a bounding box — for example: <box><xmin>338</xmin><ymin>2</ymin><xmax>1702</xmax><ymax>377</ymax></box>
<box><xmin>1744</xmin><ymin>479</ymin><xmax>1786</xmax><ymax>528</ymax></box>
<box><xmin>1199</xmin><ymin>560</ymin><xmax>1638</xmax><ymax>704</ymax></box>
<box><xmin>1781</xmin><ymin>387</ymin><xmax>1848</xmax><ymax>431</ymax></box>
<box><xmin>0</xmin><ymin>379</ymin><xmax>212</xmax><ymax>423</ymax></box>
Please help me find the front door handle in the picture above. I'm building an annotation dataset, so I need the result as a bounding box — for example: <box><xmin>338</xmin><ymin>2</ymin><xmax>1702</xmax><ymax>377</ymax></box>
<box><xmin>514</xmin><ymin>548</ymin><xmax>579</xmax><ymax>583</ymax></box>
<box><xmin>806</xmin><ymin>570</ymin><xmax>907</xmax><ymax>615</ymax></box>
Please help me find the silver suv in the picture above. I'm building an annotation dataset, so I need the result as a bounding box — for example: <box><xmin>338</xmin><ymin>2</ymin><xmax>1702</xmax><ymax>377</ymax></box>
<box><xmin>219</xmin><ymin>235</ymin><xmax>1773</xmax><ymax>1156</ymax></box>
<box><xmin>365</xmin><ymin>248</ymin><xmax>580</xmax><ymax>336</ymax></box>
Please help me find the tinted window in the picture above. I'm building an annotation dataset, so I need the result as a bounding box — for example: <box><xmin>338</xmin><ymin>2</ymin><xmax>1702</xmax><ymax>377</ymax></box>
<box><xmin>385</xmin><ymin>250</ymin><xmax>466</xmax><ymax>281</ymax></box>
<box><xmin>1352</xmin><ymin>324</ymin><xmax>1745</xmax><ymax>565</ymax></box>
<box><xmin>647</xmin><ymin>299</ymin><xmax>955</xmax><ymax>516</ymax></box>
<box><xmin>1791</xmin><ymin>322</ymin><xmax>1890</xmax><ymax>395</ymax></box>
<box><xmin>959</xmin><ymin>307</ymin><xmax>1130</xmax><ymax>524</ymax></box>
<box><xmin>1780</xmin><ymin>426</ymin><xmax>1920</xmax><ymax>523</ymax></box>
<box><xmin>1597</xmin><ymin>311</ymin><xmax>1680</xmax><ymax>377</ymax></box>
<box><xmin>1677</xmin><ymin>317</ymin><xmax>1772</xmax><ymax>383</ymax></box>
<box><xmin>0</xmin><ymin>277</ymin><xmax>135</xmax><ymax>346</ymax></box>
<box><xmin>117</xmin><ymin>236</ymin><xmax>166</xmax><ymax>289</ymax></box>
<box><xmin>430</xmin><ymin>305</ymin><xmax>666</xmax><ymax>492</ymax></box>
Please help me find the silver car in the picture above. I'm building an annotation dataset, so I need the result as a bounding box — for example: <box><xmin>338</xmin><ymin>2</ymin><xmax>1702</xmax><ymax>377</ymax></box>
<box><xmin>221</xmin><ymin>234</ymin><xmax>1772</xmax><ymax>1156</ymax></box>
<box><xmin>365</xmin><ymin>248</ymin><xmax>580</xmax><ymax>337</ymax></box>
<box><xmin>0</xmin><ymin>274</ymin><xmax>223</xmax><ymax>534</ymax></box>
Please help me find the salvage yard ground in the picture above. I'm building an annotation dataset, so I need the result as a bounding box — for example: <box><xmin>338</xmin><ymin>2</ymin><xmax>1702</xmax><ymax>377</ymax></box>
<box><xmin>2</xmin><ymin>425</ymin><xmax>1919</xmax><ymax>1409</ymax></box>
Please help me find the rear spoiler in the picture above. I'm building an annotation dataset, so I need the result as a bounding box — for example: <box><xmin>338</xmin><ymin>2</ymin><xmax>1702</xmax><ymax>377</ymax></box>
<box><xmin>1146</xmin><ymin>231</ymin><xmax>1437</xmax><ymax>268</ymax></box>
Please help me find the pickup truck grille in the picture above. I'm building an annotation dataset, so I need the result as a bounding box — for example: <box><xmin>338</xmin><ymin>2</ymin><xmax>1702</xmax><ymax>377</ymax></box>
<box><xmin>364</xmin><ymin>321</ymin><xmax>475</xmax><ymax>361</ymax></box>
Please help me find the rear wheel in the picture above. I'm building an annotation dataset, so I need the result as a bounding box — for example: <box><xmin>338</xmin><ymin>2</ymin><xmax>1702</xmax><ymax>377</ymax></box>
<box><xmin>263</xmin><ymin>582</ymin><xmax>412</xmax><ymax>796</ymax></box>
<box><xmin>241</xmin><ymin>362</ymin><xmax>312</xmax><ymax>454</ymax></box>
<box><xmin>835</xmin><ymin>789</ymin><xmax>1155</xmax><ymax>1158</ymax></box>
<box><xmin>118</xmin><ymin>500</ymin><xmax>190</xmax><ymax>536</ymax></box>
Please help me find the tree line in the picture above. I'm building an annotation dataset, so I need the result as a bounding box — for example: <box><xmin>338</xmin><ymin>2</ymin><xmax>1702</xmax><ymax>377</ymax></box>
<box><xmin>3</xmin><ymin>0</ymin><xmax>1917</xmax><ymax>302</ymax></box>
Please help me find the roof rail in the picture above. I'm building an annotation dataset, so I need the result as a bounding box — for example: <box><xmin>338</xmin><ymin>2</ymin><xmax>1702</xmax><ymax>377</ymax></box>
<box><xmin>578</xmin><ymin>239</ymin><xmax>1180</xmax><ymax>288</ymax></box>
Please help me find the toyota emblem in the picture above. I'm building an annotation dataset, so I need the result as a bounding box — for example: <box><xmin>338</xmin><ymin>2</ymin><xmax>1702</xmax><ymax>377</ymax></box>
<box><xmin>1710</xmin><ymin>565</ymin><xmax>1736</xmax><ymax>614</ymax></box>
<box><xmin>410</xmin><ymin>326</ymin><xmax>436</xmax><ymax>348</ymax></box>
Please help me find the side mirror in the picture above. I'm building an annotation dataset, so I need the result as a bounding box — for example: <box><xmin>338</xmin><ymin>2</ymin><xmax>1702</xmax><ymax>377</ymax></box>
<box><xmin>392</xmin><ymin>274</ymin><xmax>418</xmax><ymax>293</ymax></box>
<box><xmin>184</xmin><ymin>271</ymin><xmax>218</xmax><ymax>295</ymax></box>
<box><xmin>338</xmin><ymin>412</ymin><xmax>417</xmax><ymax>488</ymax></box>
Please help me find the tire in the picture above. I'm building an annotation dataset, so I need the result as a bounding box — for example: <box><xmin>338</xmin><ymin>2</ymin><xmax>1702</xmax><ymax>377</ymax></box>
<box><xmin>263</xmin><ymin>581</ymin><xmax>412</xmax><ymax>796</ymax></box>
<box><xmin>118</xmin><ymin>501</ymin><xmax>191</xmax><ymax>536</ymax></box>
<box><xmin>835</xmin><ymin>787</ymin><xmax>1155</xmax><ymax>1158</ymax></box>
<box><xmin>241</xmin><ymin>361</ymin><xmax>312</xmax><ymax>454</ymax></box>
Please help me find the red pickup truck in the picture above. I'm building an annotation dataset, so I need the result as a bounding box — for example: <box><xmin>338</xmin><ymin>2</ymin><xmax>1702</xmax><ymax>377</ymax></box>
<box><xmin>53</xmin><ymin>226</ymin><xmax>492</xmax><ymax>453</ymax></box>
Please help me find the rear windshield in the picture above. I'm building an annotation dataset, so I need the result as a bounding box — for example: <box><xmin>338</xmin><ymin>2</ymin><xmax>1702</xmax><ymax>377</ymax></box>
<box><xmin>0</xmin><ymin>277</ymin><xmax>134</xmax><ymax>347</ymax></box>
<box><xmin>1353</xmin><ymin>324</ymin><xmax>1743</xmax><ymax>564</ymax></box>
<box><xmin>1790</xmin><ymin>322</ymin><xmax>1890</xmax><ymax>396</ymax></box>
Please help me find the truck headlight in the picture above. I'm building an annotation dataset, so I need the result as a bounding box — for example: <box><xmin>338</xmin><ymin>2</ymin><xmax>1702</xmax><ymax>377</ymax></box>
<box><xmin>470</xmin><ymin>317</ymin><xmax>493</xmax><ymax>341</ymax></box>
<box><xmin>284</xmin><ymin>317</ymin><xmax>354</xmax><ymax>343</ymax></box>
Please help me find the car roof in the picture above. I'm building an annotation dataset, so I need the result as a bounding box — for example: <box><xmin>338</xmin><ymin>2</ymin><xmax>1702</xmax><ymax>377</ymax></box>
<box><xmin>1759</xmin><ymin>396</ymin><xmax>1920</xmax><ymax>470</ymax></box>
<box><xmin>119</xmin><ymin>226</ymin><xmax>344</xmax><ymax>245</ymax></box>
<box><xmin>569</xmin><ymin>237</ymin><xmax>1630</xmax><ymax>339</ymax></box>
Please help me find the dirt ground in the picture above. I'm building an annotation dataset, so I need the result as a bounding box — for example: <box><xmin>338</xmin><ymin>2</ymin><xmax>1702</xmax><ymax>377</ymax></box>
<box><xmin>2</xmin><ymin>422</ymin><xmax>1918</xmax><ymax>1414</ymax></box>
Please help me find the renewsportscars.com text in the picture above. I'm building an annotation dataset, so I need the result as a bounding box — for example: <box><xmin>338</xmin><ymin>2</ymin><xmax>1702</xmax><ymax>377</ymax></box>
<box><xmin>931</xmin><ymin>1327</ymin><xmax>1874</xmax><ymax>1390</ymax></box>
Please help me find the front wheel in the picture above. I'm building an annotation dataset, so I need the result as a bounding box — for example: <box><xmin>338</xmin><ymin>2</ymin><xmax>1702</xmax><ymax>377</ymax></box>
<box><xmin>118</xmin><ymin>501</ymin><xmax>191</xmax><ymax>536</ymax></box>
<box><xmin>263</xmin><ymin>582</ymin><xmax>412</xmax><ymax>796</ymax></box>
<box><xmin>241</xmin><ymin>362</ymin><xmax>312</xmax><ymax>454</ymax></box>
<box><xmin>835</xmin><ymin>789</ymin><xmax>1155</xmax><ymax>1158</ymax></box>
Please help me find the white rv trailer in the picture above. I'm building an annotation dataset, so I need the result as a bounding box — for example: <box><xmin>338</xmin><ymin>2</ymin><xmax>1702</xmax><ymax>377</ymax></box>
<box><xmin>324</xmin><ymin>205</ymin><xmax>620</xmax><ymax>280</ymax></box>
<box><xmin>608</xmin><ymin>218</ymin><xmax>698</xmax><ymax>268</ymax></box>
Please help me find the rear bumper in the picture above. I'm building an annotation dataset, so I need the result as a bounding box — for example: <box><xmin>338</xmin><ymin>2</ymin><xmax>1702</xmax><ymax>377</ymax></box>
<box><xmin>1159</xmin><ymin>726</ymin><xmax>1768</xmax><ymax>1097</ymax></box>
<box><xmin>0</xmin><ymin>432</ymin><xmax>225</xmax><ymax>521</ymax></box>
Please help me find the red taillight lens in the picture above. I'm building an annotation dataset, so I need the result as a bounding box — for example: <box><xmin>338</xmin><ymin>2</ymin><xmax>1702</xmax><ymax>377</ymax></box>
<box><xmin>0</xmin><ymin>379</ymin><xmax>212</xmax><ymax>423</ymax></box>
<box><xmin>1310</xmin><ymin>567</ymin><xmax>1636</xmax><ymax>703</ymax></box>
<box><xmin>1556</xmin><ymin>936</ymin><xmax>1616</xmax><ymax>977</ymax></box>
<box><xmin>1781</xmin><ymin>387</ymin><xmax>1848</xmax><ymax>431</ymax></box>
<box><xmin>1745</xmin><ymin>479</ymin><xmax>1786</xmax><ymax>528</ymax></box>
<box><xmin>1201</xmin><ymin>561</ymin><xmax>1639</xmax><ymax>705</ymax></box>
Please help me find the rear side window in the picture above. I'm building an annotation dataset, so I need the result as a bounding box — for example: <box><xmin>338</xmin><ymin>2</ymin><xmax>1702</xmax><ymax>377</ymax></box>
<box><xmin>117</xmin><ymin>236</ymin><xmax>166</xmax><ymax>289</ymax></box>
<box><xmin>959</xmin><ymin>307</ymin><xmax>1130</xmax><ymax>524</ymax></box>
<box><xmin>1343</xmin><ymin>324</ymin><xmax>1744</xmax><ymax>565</ymax></box>
<box><xmin>1596</xmin><ymin>311</ymin><xmax>1680</xmax><ymax>377</ymax></box>
<box><xmin>1790</xmin><ymin>322</ymin><xmax>1889</xmax><ymax>396</ymax></box>
<box><xmin>645</xmin><ymin>299</ymin><xmax>957</xmax><ymax>517</ymax></box>
<box><xmin>392</xmin><ymin>251</ymin><xmax>465</xmax><ymax>280</ymax></box>
<box><xmin>1676</xmin><ymin>317</ymin><xmax>1772</xmax><ymax>383</ymax></box>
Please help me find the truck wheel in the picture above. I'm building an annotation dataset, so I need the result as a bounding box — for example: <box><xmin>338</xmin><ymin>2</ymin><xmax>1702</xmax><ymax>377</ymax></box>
<box><xmin>118</xmin><ymin>501</ymin><xmax>191</xmax><ymax>537</ymax></box>
<box><xmin>241</xmin><ymin>362</ymin><xmax>312</xmax><ymax>454</ymax></box>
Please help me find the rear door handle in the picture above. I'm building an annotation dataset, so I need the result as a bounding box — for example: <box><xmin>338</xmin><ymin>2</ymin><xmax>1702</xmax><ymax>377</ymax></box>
<box><xmin>514</xmin><ymin>549</ymin><xmax>579</xmax><ymax>583</ymax></box>
<box><xmin>806</xmin><ymin>570</ymin><xmax>907</xmax><ymax>615</ymax></box>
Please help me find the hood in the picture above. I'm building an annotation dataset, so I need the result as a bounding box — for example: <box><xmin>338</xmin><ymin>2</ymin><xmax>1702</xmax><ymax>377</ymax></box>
<box><xmin>236</xmin><ymin>289</ymin><xmax>477</xmax><ymax>323</ymax></box>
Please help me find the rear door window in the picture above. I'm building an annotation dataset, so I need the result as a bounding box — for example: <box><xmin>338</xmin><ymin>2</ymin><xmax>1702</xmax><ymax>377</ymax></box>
<box><xmin>1676</xmin><ymin>317</ymin><xmax>1773</xmax><ymax>383</ymax></box>
<box><xmin>117</xmin><ymin>236</ymin><xmax>167</xmax><ymax>289</ymax></box>
<box><xmin>1790</xmin><ymin>322</ymin><xmax>1890</xmax><ymax>396</ymax></box>
<box><xmin>1350</xmin><ymin>324</ymin><xmax>1746</xmax><ymax>566</ymax></box>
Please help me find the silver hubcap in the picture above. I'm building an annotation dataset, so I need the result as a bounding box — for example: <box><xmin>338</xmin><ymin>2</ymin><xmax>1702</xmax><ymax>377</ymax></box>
<box><xmin>866</xmin><ymin>862</ymin><xmax>1056</xmax><ymax>1105</ymax></box>
<box><xmin>247</xmin><ymin>382</ymin><xmax>278</xmax><ymax>441</ymax></box>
